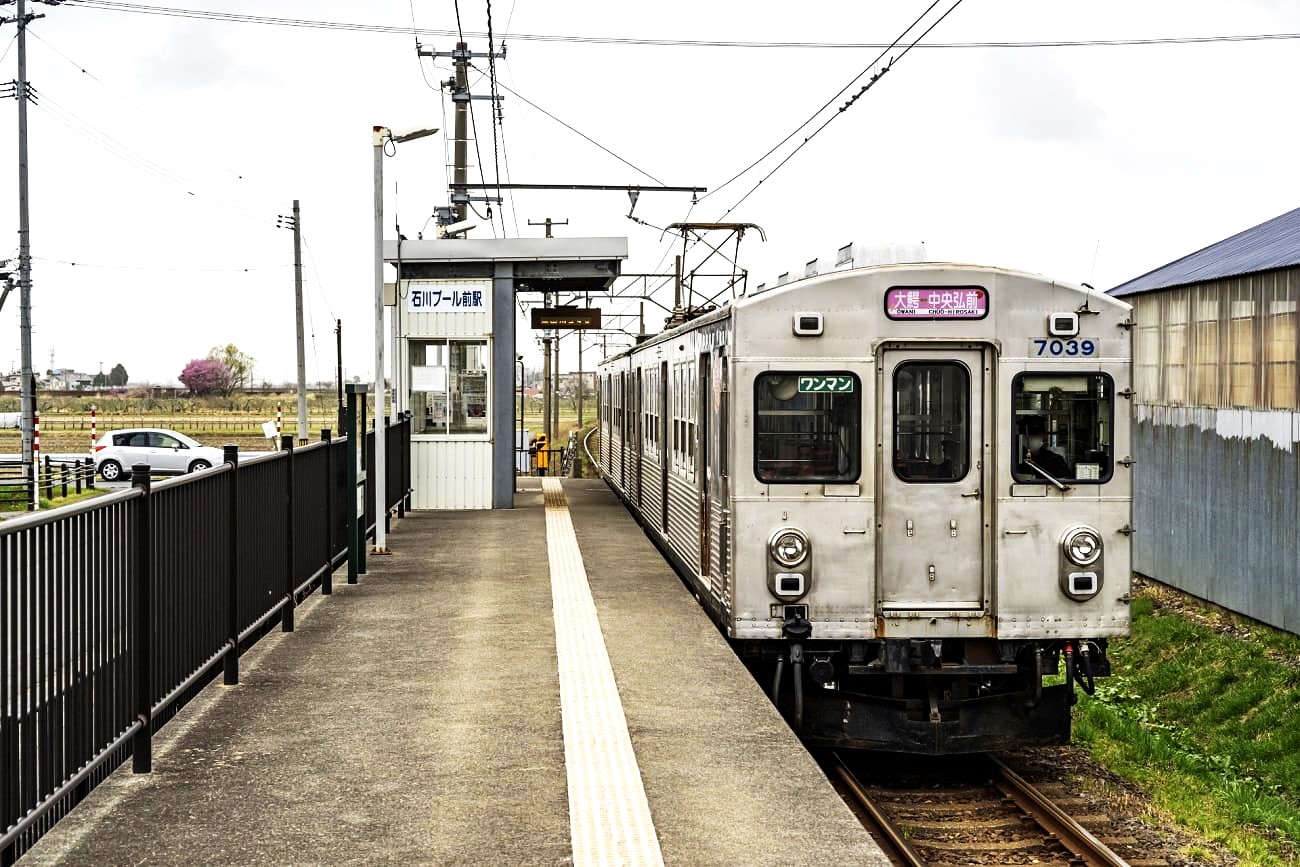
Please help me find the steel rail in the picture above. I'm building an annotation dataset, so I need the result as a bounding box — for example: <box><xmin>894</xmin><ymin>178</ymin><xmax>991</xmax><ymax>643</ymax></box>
<box><xmin>582</xmin><ymin>425</ymin><xmax>602</xmax><ymax>478</ymax></box>
<box><xmin>829</xmin><ymin>753</ymin><xmax>925</xmax><ymax>867</ymax></box>
<box><xmin>988</xmin><ymin>755</ymin><xmax>1130</xmax><ymax>867</ymax></box>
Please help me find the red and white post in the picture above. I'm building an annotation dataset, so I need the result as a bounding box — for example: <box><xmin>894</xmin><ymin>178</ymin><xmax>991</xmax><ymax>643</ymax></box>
<box><xmin>276</xmin><ymin>401</ymin><xmax>283</xmax><ymax>439</ymax></box>
<box><xmin>33</xmin><ymin>411</ymin><xmax>41</xmax><ymax>504</ymax></box>
<box><xmin>90</xmin><ymin>404</ymin><xmax>97</xmax><ymax>455</ymax></box>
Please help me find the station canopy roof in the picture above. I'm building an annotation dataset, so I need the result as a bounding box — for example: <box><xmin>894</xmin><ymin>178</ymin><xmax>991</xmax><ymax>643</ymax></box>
<box><xmin>383</xmin><ymin>237</ymin><xmax>628</xmax><ymax>294</ymax></box>
<box><xmin>1110</xmin><ymin>205</ymin><xmax>1300</xmax><ymax>298</ymax></box>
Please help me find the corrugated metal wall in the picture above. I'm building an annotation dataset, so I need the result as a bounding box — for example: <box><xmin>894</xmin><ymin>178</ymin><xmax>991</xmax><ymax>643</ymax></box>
<box><xmin>1135</xmin><ymin>403</ymin><xmax>1300</xmax><ymax>634</ymax></box>
<box><xmin>412</xmin><ymin>441</ymin><xmax>494</xmax><ymax>510</ymax></box>
<box><xmin>1131</xmin><ymin>267</ymin><xmax>1300</xmax><ymax>635</ymax></box>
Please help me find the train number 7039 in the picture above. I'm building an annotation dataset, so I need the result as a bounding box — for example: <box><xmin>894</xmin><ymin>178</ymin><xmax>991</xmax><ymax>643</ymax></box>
<box><xmin>1032</xmin><ymin>338</ymin><xmax>1096</xmax><ymax>357</ymax></box>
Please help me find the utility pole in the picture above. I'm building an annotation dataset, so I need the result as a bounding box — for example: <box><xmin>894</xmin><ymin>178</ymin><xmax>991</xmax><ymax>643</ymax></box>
<box><xmin>576</xmin><ymin>332</ymin><xmax>583</xmax><ymax>428</ymax></box>
<box><xmin>335</xmin><ymin>319</ymin><xmax>344</xmax><ymax>434</ymax></box>
<box><xmin>416</xmin><ymin>41</ymin><xmax>504</xmax><ymax>230</ymax></box>
<box><xmin>552</xmin><ymin>331</ymin><xmax>560</xmax><ymax>446</ymax></box>
<box><xmin>290</xmin><ymin>201</ymin><xmax>308</xmax><ymax>443</ymax></box>
<box><xmin>8</xmin><ymin>0</ymin><xmax>43</xmax><ymax>511</ymax></box>
<box><xmin>452</xmin><ymin>43</ymin><xmax>468</xmax><ymax>223</ymax></box>
<box><xmin>541</xmin><ymin>331</ymin><xmax>552</xmax><ymax>452</ymax></box>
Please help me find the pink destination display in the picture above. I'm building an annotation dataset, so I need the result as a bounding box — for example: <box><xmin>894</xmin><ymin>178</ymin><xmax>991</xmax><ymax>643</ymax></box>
<box><xmin>885</xmin><ymin>285</ymin><xmax>988</xmax><ymax>320</ymax></box>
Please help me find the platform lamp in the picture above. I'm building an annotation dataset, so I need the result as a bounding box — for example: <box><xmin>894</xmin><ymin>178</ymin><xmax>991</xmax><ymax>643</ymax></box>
<box><xmin>373</xmin><ymin>124</ymin><xmax>437</xmax><ymax>554</ymax></box>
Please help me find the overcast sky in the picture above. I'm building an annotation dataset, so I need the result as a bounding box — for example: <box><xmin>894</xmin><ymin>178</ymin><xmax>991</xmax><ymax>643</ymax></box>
<box><xmin>2</xmin><ymin>0</ymin><xmax>1298</xmax><ymax>386</ymax></box>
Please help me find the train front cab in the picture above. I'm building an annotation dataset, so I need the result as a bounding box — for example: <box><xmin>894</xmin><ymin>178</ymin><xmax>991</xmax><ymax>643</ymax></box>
<box><xmin>737</xmin><ymin>269</ymin><xmax>1132</xmax><ymax>754</ymax></box>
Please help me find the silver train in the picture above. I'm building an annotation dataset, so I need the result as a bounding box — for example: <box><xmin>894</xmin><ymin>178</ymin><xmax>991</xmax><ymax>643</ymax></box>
<box><xmin>596</xmin><ymin>262</ymin><xmax>1132</xmax><ymax>754</ymax></box>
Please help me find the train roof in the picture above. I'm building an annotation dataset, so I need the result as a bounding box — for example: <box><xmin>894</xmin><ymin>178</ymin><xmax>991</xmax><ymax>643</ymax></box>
<box><xmin>597</xmin><ymin>262</ymin><xmax>1123</xmax><ymax>365</ymax></box>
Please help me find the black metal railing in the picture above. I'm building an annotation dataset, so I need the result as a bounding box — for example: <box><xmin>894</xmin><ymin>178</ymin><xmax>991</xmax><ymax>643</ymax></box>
<box><xmin>0</xmin><ymin>417</ymin><xmax>410</xmax><ymax>864</ymax></box>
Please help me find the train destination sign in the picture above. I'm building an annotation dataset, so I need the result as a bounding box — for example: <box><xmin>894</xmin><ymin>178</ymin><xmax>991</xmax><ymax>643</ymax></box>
<box><xmin>885</xmin><ymin>286</ymin><xmax>988</xmax><ymax>320</ymax></box>
<box><xmin>798</xmin><ymin>375</ymin><xmax>855</xmax><ymax>394</ymax></box>
<box><xmin>530</xmin><ymin>306</ymin><xmax>602</xmax><ymax>329</ymax></box>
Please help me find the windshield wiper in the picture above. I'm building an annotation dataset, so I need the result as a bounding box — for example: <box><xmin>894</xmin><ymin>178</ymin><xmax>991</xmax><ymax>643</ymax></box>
<box><xmin>1023</xmin><ymin>452</ymin><xmax>1071</xmax><ymax>492</ymax></box>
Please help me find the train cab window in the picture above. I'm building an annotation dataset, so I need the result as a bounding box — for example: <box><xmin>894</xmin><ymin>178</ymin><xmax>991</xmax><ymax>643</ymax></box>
<box><xmin>754</xmin><ymin>372</ymin><xmax>861</xmax><ymax>483</ymax></box>
<box><xmin>1012</xmin><ymin>373</ymin><xmax>1114</xmax><ymax>484</ymax></box>
<box><xmin>893</xmin><ymin>362</ymin><xmax>970</xmax><ymax>483</ymax></box>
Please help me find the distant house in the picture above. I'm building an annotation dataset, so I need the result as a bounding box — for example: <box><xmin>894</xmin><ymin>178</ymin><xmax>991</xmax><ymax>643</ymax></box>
<box><xmin>45</xmin><ymin>369</ymin><xmax>94</xmax><ymax>391</ymax></box>
<box><xmin>1109</xmin><ymin>205</ymin><xmax>1300</xmax><ymax>635</ymax></box>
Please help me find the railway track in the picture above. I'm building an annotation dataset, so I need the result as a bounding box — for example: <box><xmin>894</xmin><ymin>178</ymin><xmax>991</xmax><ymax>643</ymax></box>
<box><xmin>828</xmin><ymin>752</ymin><xmax>1166</xmax><ymax>867</ymax></box>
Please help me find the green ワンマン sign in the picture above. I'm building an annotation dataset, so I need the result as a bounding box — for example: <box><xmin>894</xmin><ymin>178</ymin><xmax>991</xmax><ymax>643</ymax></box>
<box><xmin>798</xmin><ymin>375</ymin><xmax>855</xmax><ymax>394</ymax></box>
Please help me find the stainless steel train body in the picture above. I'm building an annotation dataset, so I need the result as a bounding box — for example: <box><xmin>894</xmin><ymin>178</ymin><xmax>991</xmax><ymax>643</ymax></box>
<box><xmin>597</xmin><ymin>263</ymin><xmax>1132</xmax><ymax>753</ymax></box>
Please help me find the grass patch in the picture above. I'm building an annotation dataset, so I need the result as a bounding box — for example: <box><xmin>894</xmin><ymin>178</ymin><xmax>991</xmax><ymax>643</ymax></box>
<box><xmin>1074</xmin><ymin>585</ymin><xmax>1300</xmax><ymax>865</ymax></box>
<box><xmin>1</xmin><ymin>487</ymin><xmax>110</xmax><ymax>514</ymax></box>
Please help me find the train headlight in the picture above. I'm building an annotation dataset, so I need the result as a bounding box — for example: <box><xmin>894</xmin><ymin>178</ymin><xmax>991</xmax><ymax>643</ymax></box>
<box><xmin>769</xmin><ymin>527</ymin><xmax>810</xmax><ymax>568</ymax></box>
<box><xmin>1062</xmin><ymin>526</ymin><xmax>1102</xmax><ymax>567</ymax></box>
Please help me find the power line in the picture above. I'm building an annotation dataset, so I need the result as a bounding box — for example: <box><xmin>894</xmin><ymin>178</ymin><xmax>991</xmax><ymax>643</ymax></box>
<box><xmin>719</xmin><ymin>0</ymin><xmax>968</xmax><ymax>221</ymax></box>
<box><xmin>25</xmin><ymin>27</ymin><xmax>251</xmax><ymax>185</ymax></box>
<box><xmin>28</xmin><ymin>88</ymin><xmax>276</xmax><ymax>226</ymax></box>
<box><xmin>482</xmin><ymin>70</ymin><xmax>666</xmax><ymax>186</ymax></box>
<box><xmin>486</xmin><ymin>0</ymin><xmax>505</xmax><ymax>235</ymax></box>
<box><xmin>55</xmin><ymin>3</ymin><xmax>1300</xmax><ymax>51</ymax></box>
<box><xmin>33</xmin><ymin>255</ymin><xmax>290</xmax><ymax>271</ymax></box>
<box><xmin>299</xmin><ymin>233</ymin><xmax>337</xmax><ymax>320</ymax></box>
<box><xmin>702</xmin><ymin>0</ymin><xmax>943</xmax><ymax>203</ymax></box>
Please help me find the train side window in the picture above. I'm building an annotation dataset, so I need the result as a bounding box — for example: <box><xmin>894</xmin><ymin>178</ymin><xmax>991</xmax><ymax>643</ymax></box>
<box><xmin>754</xmin><ymin>372</ymin><xmax>861</xmax><ymax>483</ymax></box>
<box><xmin>1011</xmin><ymin>373</ymin><xmax>1114</xmax><ymax>484</ymax></box>
<box><xmin>892</xmin><ymin>362</ymin><xmax>970</xmax><ymax>483</ymax></box>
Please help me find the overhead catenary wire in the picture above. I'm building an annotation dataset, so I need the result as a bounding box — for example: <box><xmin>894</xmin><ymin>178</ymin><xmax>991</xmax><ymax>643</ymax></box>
<box><xmin>701</xmin><ymin>0</ymin><xmax>944</xmax><ymax>203</ymax></box>
<box><xmin>55</xmin><ymin>3</ymin><xmax>1300</xmax><ymax>50</ymax></box>
<box><xmin>718</xmin><ymin>0</ymin><xmax>968</xmax><ymax>221</ymax></box>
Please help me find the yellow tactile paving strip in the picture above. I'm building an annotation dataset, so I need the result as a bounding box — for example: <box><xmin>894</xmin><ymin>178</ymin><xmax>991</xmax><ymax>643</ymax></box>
<box><xmin>543</xmin><ymin>478</ymin><xmax>665</xmax><ymax>867</ymax></box>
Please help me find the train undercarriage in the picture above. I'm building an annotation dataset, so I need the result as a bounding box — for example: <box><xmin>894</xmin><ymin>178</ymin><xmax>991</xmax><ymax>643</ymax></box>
<box><xmin>740</xmin><ymin>626</ymin><xmax>1112</xmax><ymax>754</ymax></box>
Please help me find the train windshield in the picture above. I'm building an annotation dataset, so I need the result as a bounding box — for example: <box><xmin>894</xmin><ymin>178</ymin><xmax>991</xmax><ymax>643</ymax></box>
<box><xmin>893</xmin><ymin>362</ymin><xmax>971</xmax><ymax>483</ymax></box>
<box><xmin>754</xmin><ymin>372</ymin><xmax>861</xmax><ymax>483</ymax></box>
<box><xmin>1012</xmin><ymin>373</ymin><xmax>1114</xmax><ymax>484</ymax></box>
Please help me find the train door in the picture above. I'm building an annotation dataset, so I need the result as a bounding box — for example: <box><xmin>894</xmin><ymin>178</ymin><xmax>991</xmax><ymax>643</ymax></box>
<box><xmin>634</xmin><ymin>367</ymin><xmax>643</xmax><ymax>509</ymax></box>
<box><xmin>712</xmin><ymin>349</ymin><xmax>730</xmax><ymax>599</ymax></box>
<box><xmin>879</xmin><ymin>347</ymin><xmax>988</xmax><ymax>611</ymax></box>
<box><xmin>660</xmin><ymin>360</ymin><xmax>669</xmax><ymax>534</ymax></box>
<box><xmin>618</xmin><ymin>371</ymin><xmax>627</xmax><ymax>488</ymax></box>
<box><xmin>698</xmin><ymin>352</ymin><xmax>711</xmax><ymax>582</ymax></box>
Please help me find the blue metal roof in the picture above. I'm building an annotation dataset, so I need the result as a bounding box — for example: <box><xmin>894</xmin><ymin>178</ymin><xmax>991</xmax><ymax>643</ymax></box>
<box><xmin>1109</xmin><ymin>205</ymin><xmax>1300</xmax><ymax>297</ymax></box>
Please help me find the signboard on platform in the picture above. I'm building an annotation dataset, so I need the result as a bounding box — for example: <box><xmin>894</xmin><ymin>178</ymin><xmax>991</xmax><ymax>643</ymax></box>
<box><xmin>530</xmin><ymin>307</ymin><xmax>602</xmax><ymax>330</ymax></box>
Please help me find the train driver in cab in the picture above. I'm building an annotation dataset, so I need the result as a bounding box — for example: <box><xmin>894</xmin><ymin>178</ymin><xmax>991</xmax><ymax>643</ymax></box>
<box><xmin>1018</xmin><ymin>415</ymin><xmax>1070</xmax><ymax>480</ymax></box>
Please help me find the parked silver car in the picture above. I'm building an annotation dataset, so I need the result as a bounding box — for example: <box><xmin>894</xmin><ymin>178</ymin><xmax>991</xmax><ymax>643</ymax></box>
<box><xmin>94</xmin><ymin>429</ymin><xmax>225</xmax><ymax>481</ymax></box>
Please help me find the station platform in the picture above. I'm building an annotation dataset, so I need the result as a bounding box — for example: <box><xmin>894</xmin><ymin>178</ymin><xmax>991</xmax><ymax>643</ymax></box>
<box><xmin>23</xmin><ymin>478</ymin><xmax>885</xmax><ymax>866</ymax></box>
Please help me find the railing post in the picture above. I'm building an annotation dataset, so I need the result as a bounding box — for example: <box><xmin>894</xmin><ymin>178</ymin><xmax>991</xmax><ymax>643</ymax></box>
<box><xmin>223</xmin><ymin>445</ymin><xmax>240</xmax><ymax>685</ymax></box>
<box><xmin>321</xmin><ymin>429</ymin><xmax>333</xmax><ymax>596</ymax></box>
<box><xmin>281</xmin><ymin>434</ymin><xmax>295</xmax><ymax>632</ymax></box>
<box><xmin>85</xmin><ymin>457</ymin><xmax>95</xmax><ymax>490</ymax></box>
<box><xmin>75</xmin><ymin>460</ymin><xmax>82</xmax><ymax>495</ymax></box>
<box><xmin>395</xmin><ymin>415</ymin><xmax>406</xmax><ymax>519</ymax></box>
<box><xmin>131</xmin><ymin>464</ymin><xmax>153</xmax><ymax>774</ymax></box>
<box><xmin>43</xmin><ymin>455</ymin><xmax>51</xmax><ymax>501</ymax></box>
<box><xmin>60</xmin><ymin>464</ymin><xmax>68</xmax><ymax>499</ymax></box>
<box><xmin>403</xmin><ymin>411</ymin><xmax>412</xmax><ymax>511</ymax></box>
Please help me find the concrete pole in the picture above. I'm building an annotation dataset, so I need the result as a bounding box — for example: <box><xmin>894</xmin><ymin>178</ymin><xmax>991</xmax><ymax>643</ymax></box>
<box><xmin>576</xmin><ymin>332</ymin><xmax>583</xmax><ymax>428</ymax></box>
<box><xmin>292</xmin><ymin>199</ymin><xmax>308</xmax><ymax>444</ymax></box>
<box><xmin>372</xmin><ymin>128</ymin><xmax>389</xmax><ymax>553</ymax></box>
<box><xmin>453</xmin><ymin>42</ymin><xmax>468</xmax><ymax>223</ymax></box>
<box><xmin>552</xmin><ymin>332</ymin><xmax>560</xmax><ymax>443</ymax></box>
<box><xmin>16</xmin><ymin>0</ymin><xmax>36</xmax><ymax>511</ymax></box>
<box><xmin>542</xmin><ymin>334</ymin><xmax>552</xmax><ymax>448</ymax></box>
